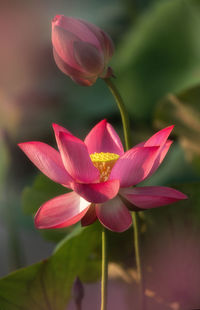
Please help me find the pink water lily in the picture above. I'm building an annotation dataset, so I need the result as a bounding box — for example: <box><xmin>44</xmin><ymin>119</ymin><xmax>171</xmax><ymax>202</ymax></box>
<box><xmin>52</xmin><ymin>15</ymin><xmax>114</xmax><ymax>86</ymax></box>
<box><xmin>18</xmin><ymin>120</ymin><xmax>187</xmax><ymax>232</ymax></box>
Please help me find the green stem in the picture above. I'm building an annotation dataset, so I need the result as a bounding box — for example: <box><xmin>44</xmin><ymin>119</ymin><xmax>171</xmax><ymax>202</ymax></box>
<box><xmin>104</xmin><ymin>78</ymin><xmax>132</xmax><ymax>150</ymax></box>
<box><xmin>104</xmin><ymin>78</ymin><xmax>145</xmax><ymax>309</ymax></box>
<box><xmin>132</xmin><ymin>213</ymin><xmax>145</xmax><ymax>309</ymax></box>
<box><xmin>101</xmin><ymin>227</ymin><xmax>108</xmax><ymax>310</ymax></box>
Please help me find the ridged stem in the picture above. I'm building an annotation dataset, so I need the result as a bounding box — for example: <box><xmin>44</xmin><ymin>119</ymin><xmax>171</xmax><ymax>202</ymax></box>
<box><xmin>101</xmin><ymin>227</ymin><xmax>108</xmax><ymax>310</ymax></box>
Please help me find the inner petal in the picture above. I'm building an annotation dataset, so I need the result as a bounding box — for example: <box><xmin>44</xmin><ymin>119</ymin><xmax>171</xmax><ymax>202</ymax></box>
<box><xmin>90</xmin><ymin>152</ymin><xmax>119</xmax><ymax>182</ymax></box>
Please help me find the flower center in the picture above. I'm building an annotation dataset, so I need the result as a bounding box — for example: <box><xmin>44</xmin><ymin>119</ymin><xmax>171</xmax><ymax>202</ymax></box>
<box><xmin>90</xmin><ymin>152</ymin><xmax>119</xmax><ymax>182</ymax></box>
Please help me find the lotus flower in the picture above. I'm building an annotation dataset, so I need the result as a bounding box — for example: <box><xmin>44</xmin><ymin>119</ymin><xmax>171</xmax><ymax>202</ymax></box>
<box><xmin>52</xmin><ymin>15</ymin><xmax>114</xmax><ymax>86</ymax></box>
<box><xmin>18</xmin><ymin>120</ymin><xmax>187</xmax><ymax>232</ymax></box>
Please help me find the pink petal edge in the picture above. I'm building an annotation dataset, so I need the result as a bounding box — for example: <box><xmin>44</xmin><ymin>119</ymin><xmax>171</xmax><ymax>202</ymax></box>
<box><xmin>110</xmin><ymin>146</ymin><xmax>159</xmax><ymax>187</ymax></box>
<box><xmin>96</xmin><ymin>196</ymin><xmax>132</xmax><ymax>232</ymax></box>
<box><xmin>52</xmin><ymin>15</ymin><xmax>101</xmax><ymax>49</ymax></box>
<box><xmin>52</xmin><ymin>123</ymin><xmax>72</xmax><ymax>150</ymax></box>
<box><xmin>84</xmin><ymin>119</ymin><xmax>124</xmax><ymax>155</ymax></box>
<box><xmin>120</xmin><ymin>186</ymin><xmax>188</xmax><ymax>209</ymax></box>
<box><xmin>18</xmin><ymin>141</ymin><xmax>73</xmax><ymax>186</ymax></box>
<box><xmin>58</xmin><ymin>131</ymin><xmax>99</xmax><ymax>183</ymax></box>
<box><xmin>72</xmin><ymin>179</ymin><xmax>120</xmax><ymax>203</ymax></box>
<box><xmin>144</xmin><ymin>126</ymin><xmax>174</xmax><ymax>148</ymax></box>
<box><xmin>35</xmin><ymin>191</ymin><xmax>90</xmax><ymax>229</ymax></box>
<box><xmin>147</xmin><ymin>140</ymin><xmax>173</xmax><ymax>178</ymax></box>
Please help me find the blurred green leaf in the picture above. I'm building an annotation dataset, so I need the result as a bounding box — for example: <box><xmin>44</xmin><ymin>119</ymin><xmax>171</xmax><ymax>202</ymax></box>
<box><xmin>154</xmin><ymin>85</ymin><xmax>200</xmax><ymax>173</ymax></box>
<box><xmin>144</xmin><ymin>182</ymin><xmax>200</xmax><ymax>233</ymax></box>
<box><xmin>113</xmin><ymin>0</ymin><xmax>200</xmax><ymax>120</ymax></box>
<box><xmin>22</xmin><ymin>174</ymin><xmax>67</xmax><ymax>216</ymax></box>
<box><xmin>0</xmin><ymin>132</ymin><xmax>10</xmax><ymax>197</ymax></box>
<box><xmin>0</xmin><ymin>223</ymin><xmax>101</xmax><ymax>310</ymax></box>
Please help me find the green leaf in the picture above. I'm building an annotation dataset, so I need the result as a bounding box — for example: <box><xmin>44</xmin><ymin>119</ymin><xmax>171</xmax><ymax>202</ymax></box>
<box><xmin>0</xmin><ymin>223</ymin><xmax>101</xmax><ymax>310</ymax></box>
<box><xmin>113</xmin><ymin>0</ymin><xmax>200</xmax><ymax>120</ymax></box>
<box><xmin>22</xmin><ymin>174</ymin><xmax>67</xmax><ymax>216</ymax></box>
<box><xmin>154</xmin><ymin>84</ymin><xmax>200</xmax><ymax>173</ymax></box>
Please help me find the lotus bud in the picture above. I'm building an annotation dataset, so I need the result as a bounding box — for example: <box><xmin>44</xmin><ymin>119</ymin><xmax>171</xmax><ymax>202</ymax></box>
<box><xmin>52</xmin><ymin>15</ymin><xmax>114</xmax><ymax>86</ymax></box>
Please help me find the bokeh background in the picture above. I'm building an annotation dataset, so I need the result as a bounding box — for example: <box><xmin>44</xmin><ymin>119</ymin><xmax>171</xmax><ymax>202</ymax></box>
<box><xmin>0</xmin><ymin>0</ymin><xmax>200</xmax><ymax>309</ymax></box>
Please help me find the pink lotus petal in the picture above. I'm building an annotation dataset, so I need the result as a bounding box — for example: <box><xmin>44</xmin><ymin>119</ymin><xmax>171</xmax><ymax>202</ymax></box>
<box><xmin>84</xmin><ymin>119</ymin><xmax>124</xmax><ymax>155</ymax></box>
<box><xmin>53</xmin><ymin>48</ymin><xmax>96</xmax><ymax>86</ymax></box>
<box><xmin>81</xmin><ymin>204</ymin><xmax>97</xmax><ymax>226</ymax></box>
<box><xmin>52</xmin><ymin>15</ymin><xmax>101</xmax><ymax>50</ymax></box>
<box><xmin>109</xmin><ymin>146</ymin><xmax>159</xmax><ymax>187</ymax></box>
<box><xmin>80</xmin><ymin>19</ymin><xmax>114</xmax><ymax>58</ymax></box>
<box><xmin>120</xmin><ymin>186</ymin><xmax>188</xmax><ymax>209</ymax></box>
<box><xmin>134</xmin><ymin>128</ymin><xmax>174</xmax><ymax>178</ymax></box>
<box><xmin>52</xmin><ymin>123</ymin><xmax>72</xmax><ymax>150</ymax></box>
<box><xmin>58</xmin><ymin>131</ymin><xmax>99</xmax><ymax>183</ymax></box>
<box><xmin>72</xmin><ymin>179</ymin><xmax>120</xmax><ymax>203</ymax></box>
<box><xmin>18</xmin><ymin>141</ymin><xmax>73</xmax><ymax>186</ymax></box>
<box><xmin>53</xmin><ymin>46</ymin><xmax>81</xmax><ymax>75</ymax></box>
<box><xmin>147</xmin><ymin>140</ymin><xmax>173</xmax><ymax>177</ymax></box>
<box><xmin>100</xmin><ymin>31</ymin><xmax>115</xmax><ymax>60</ymax></box>
<box><xmin>35</xmin><ymin>192</ymin><xmax>90</xmax><ymax>229</ymax></box>
<box><xmin>96</xmin><ymin>196</ymin><xmax>132</xmax><ymax>232</ymax></box>
<box><xmin>134</xmin><ymin>126</ymin><xmax>174</xmax><ymax>149</ymax></box>
<box><xmin>71</xmin><ymin>75</ymin><xmax>97</xmax><ymax>86</ymax></box>
<box><xmin>73</xmin><ymin>41</ymin><xmax>104</xmax><ymax>74</ymax></box>
<box><xmin>145</xmin><ymin>126</ymin><xmax>174</xmax><ymax>148</ymax></box>
<box><xmin>52</xmin><ymin>24</ymin><xmax>81</xmax><ymax>71</ymax></box>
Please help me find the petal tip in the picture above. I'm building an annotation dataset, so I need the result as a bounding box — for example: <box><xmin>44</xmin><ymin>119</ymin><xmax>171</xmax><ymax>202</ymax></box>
<box><xmin>163</xmin><ymin>125</ymin><xmax>175</xmax><ymax>135</ymax></box>
<box><xmin>58</xmin><ymin>130</ymin><xmax>73</xmax><ymax>141</ymax></box>
<box><xmin>181</xmin><ymin>193</ymin><xmax>188</xmax><ymax>200</ymax></box>
<box><xmin>52</xmin><ymin>122</ymin><xmax>62</xmax><ymax>132</ymax></box>
<box><xmin>18</xmin><ymin>141</ymin><xmax>35</xmax><ymax>150</ymax></box>
<box><xmin>52</xmin><ymin>14</ymin><xmax>64</xmax><ymax>24</ymax></box>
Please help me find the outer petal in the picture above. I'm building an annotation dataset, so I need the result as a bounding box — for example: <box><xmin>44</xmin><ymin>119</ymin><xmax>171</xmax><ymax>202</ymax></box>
<box><xmin>84</xmin><ymin>119</ymin><xmax>124</xmax><ymax>155</ymax></box>
<box><xmin>52</xmin><ymin>123</ymin><xmax>72</xmax><ymax>150</ymax></box>
<box><xmin>58</xmin><ymin>131</ymin><xmax>99</xmax><ymax>183</ymax></box>
<box><xmin>72</xmin><ymin>179</ymin><xmax>120</xmax><ymax>203</ymax></box>
<box><xmin>147</xmin><ymin>140</ymin><xmax>173</xmax><ymax>177</ymax></box>
<box><xmin>53</xmin><ymin>48</ymin><xmax>92</xmax><ymax>86</ymax></box>
<box><xmin>81</xmin><ymin>204</ymin><xmax>97</xmax><ymax>226</ymax></box>
<box><xmin>96</xmin><ymin>196</ymin><xmax>132</xmax><ymax>232</ymax></box>
<box><xmin>18</xmin><ymin>141</ymin><xmax>73</xmax><ymax>186</ymax></box>
<box><xmin>35</xmin><ymin>192</ymin><xmax>90</xmax><ymax>229</ymax></box>
<box><xmin>120</xmin><ymin>186</ymin><xmax>188</xmax><ymax>209</ymax></box>
<box><xmin>53</xmin><ymin>48</ymin><xmax>96</xmax><ymax>86</ymax></box>
<box><xmin>134</xmin><ymin>126</ymin><xmax>174</xmax><ymax>175</ymax></box>
<box><xmin>52</xmin><ymin>15</ymin><xmax>101</xmax><ymax>49</ymax></box>
<box><xmin>73</xmin><ymin>41</ymin><xmax>104</xmax><ymax>75</ymax></box>
<box><xmin>100</xmin><ymin>30</ymin><xmax>115</xmax><ymax>60</ymax></box>
<box><xmin>144</xmin><ymin>126</ymin><xmax>174</xmax><ymax>148</ymax></box>
<box><xmin>71</xmin><ymin>74</ymin><xmax>97</xmax><ymax>86</ymax></box>
<box><xmin>80</xmin><ymin>19</ymin><xmax>114</xmax><ymax>59</ymax></box>
<box><xmin>52</xmin><ymin>24</ymin><xmax>82</xmax><ymax>71</ymax></box>
<box><xmin>109</xmin><ymin>146</ymin><xmax>159</xmax><ymax>187</ymax></box>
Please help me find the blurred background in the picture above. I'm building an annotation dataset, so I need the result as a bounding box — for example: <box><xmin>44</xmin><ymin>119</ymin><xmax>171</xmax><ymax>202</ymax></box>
<box><xmin>0</xmin><ymin>0</ymin><xmax>200</xmax><ymax>309</ymax></box>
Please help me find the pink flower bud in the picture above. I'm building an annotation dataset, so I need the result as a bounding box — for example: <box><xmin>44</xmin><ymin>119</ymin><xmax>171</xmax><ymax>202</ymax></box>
<box><xmin>52</xmin><ymin>15</ymin><xmax>114</xmax><ymax>86</ymax></box>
